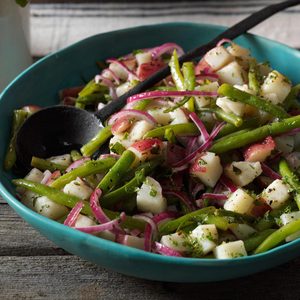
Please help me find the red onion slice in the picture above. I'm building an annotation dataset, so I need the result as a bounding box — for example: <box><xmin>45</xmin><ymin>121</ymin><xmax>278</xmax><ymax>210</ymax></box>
<box><xmin>216</xmin><ymin>38</ymin><xmax>233</xmax><ymax>47</ymax></box>
<box><xmin>189</xmin><ymin>112</ymin><xmax>210</xmax><ymax>143</ymax></box>
<box><xmin>261</xmin><ymin>162</ymin><xmax>282</xmax><ymax>180</ymax></box>
<box><xmin>163</xmin><ymin>190</ymin><xmax>194</xmax><ymax>212</ymax></box>
<box><xmin>90</xmin><ymin>188</ymin><xmax>110</xmax><ymax>224</ymax></box>
<box><xmin>127</xmin><ymin>90</ymin><xmax>217</xmax><ymax>103</ymax></box>
<box><xmin>75</xmin><ymin>213</ymin><xmax>126</xmax><ymax>233</ymax></box>
<box><xmin>108</xmin><ymin>109</ymin><xmax>157</xmax><ymax>126</ymax></box>
<box><xmin>153</xmin><ymin>242</ymin><xmax>183</xmax><ymax>257</ymax></box>
<box><xmin>106</xmin><ymin>58</ymin><xmax>138</xmax><ymax>80</ymax></box>
<box><xmin>64</xmin><ymin>201</ymin><xmax>84</xmax><ymax>227</ymax></box>
<box><xmin>150</xmin><ymin>42</ymin><xmax>184</xmax><ymax>59</ymax></box>
<box><xmin>152</xmin><ymin>211</ymin><xmax>179</xmax><ymax>225</ymax></box>
<box><xmin>41</xmin><ymin>170</ymin><xmax>52</xmax><ymax>185</ymax></box>
<box><xmin>220</xmin><ymin>175</ymin><xmax>237</xmax><ymax>193</ymax></box>
<box><xmin>66</xmin><ymin>157</ymin><xmax>91</xmax><ymax>173</ymax></box>
<box><xmin>133</xmin><ymin>215</ymin><xmax>157</xmax><ymax>252</ymax></box>
<box><xmin>201</xmin><ymin>193</ymin><xmax>228</xmax><ymax>200</ymax></box>
<box><xmin>101</xmin><ymin>68</ymin><xmax>121</xmax><ymax>85</ymax></box>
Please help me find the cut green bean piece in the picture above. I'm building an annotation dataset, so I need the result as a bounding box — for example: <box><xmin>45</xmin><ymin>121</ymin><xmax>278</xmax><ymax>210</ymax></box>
<box><xmin>218</xmin><ymin>84</ymin><xmax>289</xmax><ymax>119</ymax></box>
<box><xmin>210</xmin><ymin>115</ymin><xmax>300</xmax><ymax>154</ymax></box>
<box><xmin>204</xmin><ymin>107</ymin><xmax>243</xmax><ymax>127</ymax></box>
<box><xmin>254</xmin><ymin>218</ymin><xmax>300</xmax><ymax>254</ymax></box>
<box><xmin>244</xmin><ymin>229</ymin><xmax>276</xmax><ymax>252</ymax></box>
<box><xmin>283</xmin><ymin>83</ymin><xmax>300</xmax><ymax>111</ymax></box>
<box><xmin>169</xmin><ymin>50</ymin><xmax>185</xmax><ymax>91</ymax></box>
<box><xmin>70</xmin><ymin>150</ymin><xmax>82</xmax><ymax>162</ymax></box>
<box><xmin>13</xmin><ymin>179</ymin><xmax>145</xmax><ymax>231</ymax></box>
<box><xmin>51</xmin><ymin>158</ymin><xmax>117</xmax><ymax>189</ymax></box>
<box><xmin>4</xmin><ymin>110</ymin><xmax>28</xmax><ymax>171</ymax></box>
<box><xmin>158</xmin><ymin>207</ymin><xmax>216</xmax><ymax>235</ymax></box>
<box><xmin>31</xmin><ymin>156</ymin><xmax>67</xmax><ymax>172</ymax></box>
<box><xmin>97</xmin><ymin>150</ymin><xmax>136</xmax><ymax>193</ymax></box>
<box><xmin>279</xmin><ymin>159</ymin><xmax>300</xmax><ymax>209</ymax></box>
<box><xmin>144</xmin><ymin>123</ymin><xmax>198</xmax><ymax>139</ymax></box>
<box><xmin>80</xmin><ymin>125</ymin><xmax>112</xmax><ymax>157</ymax></box>
<box><xmin>248</xmin><ymin>60</ymin><xmax>261</xmax><ymax>95</ymax></box>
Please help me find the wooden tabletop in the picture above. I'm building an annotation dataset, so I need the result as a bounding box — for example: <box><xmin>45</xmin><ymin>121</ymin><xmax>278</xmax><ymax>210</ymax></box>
<box><xmin>1</xmin><ymin>194</ymin><xmax>300</xmax><ymax>299</ymax></box>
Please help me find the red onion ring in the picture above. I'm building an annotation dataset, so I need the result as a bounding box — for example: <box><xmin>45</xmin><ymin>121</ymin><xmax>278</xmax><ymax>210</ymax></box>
<box><xmin>66</xmin><ymin>157</ymin><xmax>91</xmax><ymax>173</ymax></box>
<box><xmin>150</xmin><ymin>42</ymin><xmax>184</xmax><ymax>59</ymax></box>
<box><xmin>153</xmin><ymin>242</ymin><xmax>183</xmax><ymax>257</ymax></box>
<box><xmin>64</xmin><ymin>201</ymin><xmax>84</xmax><ymax>227</ymax></box>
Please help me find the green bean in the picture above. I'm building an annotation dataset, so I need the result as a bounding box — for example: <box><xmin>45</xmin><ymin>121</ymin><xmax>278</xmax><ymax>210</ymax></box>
<box><xmin>216</xmin><ymin>117</ymin><xmax>259</xmax><ymax>138</ymax></box>
<box><xmin>279</xmin><ymin>159</ymin><xmax>300</xmax><ymax>209</ymax></box>
<box><xmin>31</xmin><ymin>156</ymin><xmax>67</xmax><ymax>172</ymax></box>
<box><xmin>158</xmin><ymin>207</ymin><xmax>216</xmax><ymax>235</ymax></box>
<box><xmin>182</xmin><ymin>62</ymin><xmax>195</xmax><ymax>91</ymax></box>
<box><xmin>203</xmin><ymin>107</ymin><xmax>243</xmax><ymax>127</ymax></box>
<box><xmin>75</xmin><ymin>102</ymin><xmax>85</xmax><ymax>109</ymax></box>
<box><xmin>110</xmin><ymin>142</ymin><xmax>126</xmax><ymax>155</ymax></box>
<box><xmin>70</xmin><ymin>150</ymin><xmax>82</xmax><ymax>162</ymax></box>
<box><xmin>76</xmin><ymin>93</ymin><xmax>107</xmax><ymax>105</ymax></box>
<box><xmin>214</xmin><ymin>128</ymin><xmax>251</xmax><ymax>145</ymax></box>
<box><xmin>12</xmin><ymin>179</ymin><xmax>145</xmax><ymax>231</ymax></box>
<box><xmin>78</xmin><ymin>80</ymin><xmax>106</xmax><ymax>98</ymax></box>
<box><xmin>204</xmin><ymin>214</ymin><xmax>229</xmax><ymax>231</ymax></box>
<box><xmin>218</xmin><ymin>84</ymin><xmax>289</xmax><ymax>119</ymax></box>
<box><xmin>183</xmin><ymin>62</ymin><xmax>196</xmax><ymax>112</ymax></box>
<box><xmin>132</xmin><ymin>99</ymin><xmax>151</xmax><ymax>110</ymax></box>
<box><xmin>169</xmin><ymin>50</ymin><xmax>185</xmax><ymax>91</ymax></box>
<box><xmin>164</xmin><ymin>128</ymin><xmax>176</xmax><ymax>144</ymax></box>
<box><xmin>244</xmin><ymin>229</ymin><xmax>276</xmax><ymax>252</ymax></box>
<box><xmin>216</xmin><ymin>209</ymin><xmax>255</xmax><ymax>224</ymax></box>
<box><xmin>283</xmin><ymin>83</ymin><xmax>300</xmax><ymax>111</ymax></box>
<box><xmin>51</xmin><ymin>158</ymin><xmax>117</xmax><ymax>189</ymax></box>
<box><xmin>4</xmin><ymin>110</ymin><xmax>28</xmax><ymax>171</ymax></box>
<box><xmin>144</xmin><ymin>123</ymin><xmax>198</xmax><ymax>139</ymax></box>
<box><xmin>210</xmin><ymin>115</ymin><xmax>300</xmax><ymax>154</ymax></box>
<box><xmin>248</xmin><ymin>60</ymin><xmax>261</xmax><ymax>95</ymax></box>
<box><xmin>254</xmin><ymin>218</ymin><xmax>300</xmax><ymax>254</ymax></box>
<box><xmin>80</xmin><ymin>125</ymin><xmax>112</xmax><ymax>157</ymax></box>
<box><xmin>97</xmin><ymin>150</ymin><xmax>136</xmax><ymax>193</ymax></box>
<box><xmin>101</xmin><ymin>160</ymin><xmax>159</xmax><ymax>208</ymax></box>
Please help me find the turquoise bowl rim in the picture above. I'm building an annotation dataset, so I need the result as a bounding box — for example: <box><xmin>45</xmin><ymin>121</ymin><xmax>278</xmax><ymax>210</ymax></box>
<box><xmin>1</xmin><ymin>22</ymin><xmax>300</xmax><ymax>282</ymax></box>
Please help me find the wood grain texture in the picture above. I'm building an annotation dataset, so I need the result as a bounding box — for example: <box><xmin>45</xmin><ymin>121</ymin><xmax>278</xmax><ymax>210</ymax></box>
<box><xmin>1</xmin><ymin>195</ymin><xmax>300</xmax><ymax>299</ymax></box>
<box><xmin>0</xmin><ymin>255</ymin><xmax>300</xmax><ymax>300</ymax></box>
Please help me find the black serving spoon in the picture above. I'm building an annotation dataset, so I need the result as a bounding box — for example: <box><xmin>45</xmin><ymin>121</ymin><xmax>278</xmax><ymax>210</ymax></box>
<box><xmin>15</xmin><ymin>0</ymin><xmax>300</xmax><ymax>171</ymax></box>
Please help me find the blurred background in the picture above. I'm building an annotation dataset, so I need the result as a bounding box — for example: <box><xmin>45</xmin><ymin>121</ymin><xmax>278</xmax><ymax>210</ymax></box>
<box><xmin>1</xmin><ymin>0</ymin><xmax>300</xmax><ymax>90</ymax></box>
<box><xmin>30</xmin><ymin>0</ymin><xmax>300</xmax><ymax>56</ymax></box>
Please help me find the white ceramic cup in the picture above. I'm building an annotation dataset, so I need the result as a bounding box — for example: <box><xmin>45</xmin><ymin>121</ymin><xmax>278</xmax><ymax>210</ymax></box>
<box><xmin>0</xmin><ymin>0</ymin><xmax>32</xmax><ymax>91</ymax></box>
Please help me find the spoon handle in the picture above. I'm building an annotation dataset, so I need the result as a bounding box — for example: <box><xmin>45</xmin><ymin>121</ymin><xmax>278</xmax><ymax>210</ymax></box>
<box><xmin>96</xmin><ymin>0</ymin><xmax>300</xmax><ymax>121</ymax></box>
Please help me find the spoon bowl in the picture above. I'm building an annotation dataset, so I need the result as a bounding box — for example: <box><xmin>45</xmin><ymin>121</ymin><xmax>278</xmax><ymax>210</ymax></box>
<box><xmin>16</xmin><ymin>106</ymin><xmax>102</xmax><ymax>171</ymax></box>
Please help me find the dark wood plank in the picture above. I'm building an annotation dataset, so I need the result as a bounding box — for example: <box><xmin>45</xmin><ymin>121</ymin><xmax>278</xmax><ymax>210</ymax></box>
<box><xmin>0</xmin><ymin>203</ymin><xmax>67</xmax><ymax>256</ymax></box>
<box><xmin>0</xmin><ymin>255</ymin><xmax>300</xmax><ymax>300</ymax></box>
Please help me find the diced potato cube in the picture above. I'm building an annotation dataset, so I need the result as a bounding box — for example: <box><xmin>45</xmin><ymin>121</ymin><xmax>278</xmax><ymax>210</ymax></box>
<box><xmin>170</xmin><ymin>108</ymin><xmax>189</xmax><ymax>125</ymax></box>
<box><xmin>225</xmin><ymin>161</ymin><xmax>262</xmax><ymax>187</ymax></box>
<box><xmin>280</xmin><ymin>211</ymin><xmax>300</xmax><ymax>242</ymax></box>
<box><xmin>109</xmin><ymin>134</ymin><xmax>133</xmax><ymax>151</ymax></box>
<box><xmin>214</xmin><ymin>240</ymin><xmax>247</xmax><ymax>259</ymax></box>
<box><xmin>63</xmin><ymin>177</ymin><xmax>93</xmax><ymax>200</ymax></box>
<box><xmin>136</xmin><ymin>52</ymin><xmax>152</xmax><ymax>66</ymax></box>
<box><xmin>261</xmin><ymin>179</ymin><xmax>290</xmax><ymax>209</ymax></box>
<box><xmin>148</xmin><ymin>108</ymin><xmax>172</xmax><ymax>125</ymax></box>
<box><xmin>121</xmin><ymin>235</ymin><xmax>145</xmax><ymax>250</ymax></box>
<box><xmin>109</xmin><ymin>62</ymin><xmax>128</xmax><ymax>81</ymax></box>
<box><xmin>261</xmin><ymin>70</ymin><xmax>291</xmax><ymax>104</ymax></box>
<box><xmin>48</xmin><ymin>154</ymin><xmax>71</xmax><ymax>167</ymax></box>
<box><xmin>194</xmin><ymin>82</ymin><xmax>219</xmax><ymax>109</ymax></box>
<box><xmin>34</xmin><ymin>196</ymin><xmax>68</xmax><ymax>220</ymax></box>
<box><xmin>204</xmin><ymin>46</ymin><xmax>234</xmax><ymax>70</ymax></box>
<box><xmin>25</xmin><ymin>168</ymin><xmax>44</xmax><ymax>182</ymax></box>
<box><xmin>224</xmin><ymin>188</ymin><xmax>254</xmax><ymax>214</ymax></box>
<box><xmin>128</xmin><ymin>120</ymin><xmax>154</xmax><ymax>141</ymax></box>
<box><xmin>136</xmin><ymin>176</ymin><xmax>167</xmax><ymax>214</ymax></box>
<box><xmin>217</xmin><ymin>61</ymin><xmax>246</xmax><ymax>86</ymax></box>
<box><xmin>226</xmin><ymin>43</ymin><xmax>251</xmax><ymax>58</ymax></box>
<box><xmin>190</xmin><ymin>152</ymin><xmax>223</xmax><ymax>188</ymax></box>
<box><xmin>274</xmin><ymin>136</ymin><xmax>294</xmax><ymax>154</ymax></box>
<box><xmin>160</xmin><ymin>232</ymin><xmax>189</xmax><ymax>252</ymax></box>
<box><xmin>216</xmin><ymin>96</ymin><xmax>246</xmax><ymax>116</ymax></box>
<box><xmin>230</xmin><ymin>224</ymin><xmax>256</xmax><ymax>240</ymax></box>
<box><xmin>75</xmin><ymin>214</ymin><xmax>96</xmax><ymax>227</ymax></box>
<box><xmin>190</xmin><ymin>224</ymin><xmax>218</xmax><ymax>255</ymax></box>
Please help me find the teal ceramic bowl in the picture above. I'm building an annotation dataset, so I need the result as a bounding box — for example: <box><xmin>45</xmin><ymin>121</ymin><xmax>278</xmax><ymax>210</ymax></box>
<box><xmin>1</xmin><ymin>23</ymin><xmax>300</xmax><ymax>282</ymax></box>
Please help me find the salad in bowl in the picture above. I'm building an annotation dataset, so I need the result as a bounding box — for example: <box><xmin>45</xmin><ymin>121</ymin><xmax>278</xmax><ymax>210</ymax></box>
<box><xmin>4</xmin><ymin>37</ymin><xmax>300</xmax><ymax>261</ymax></box>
